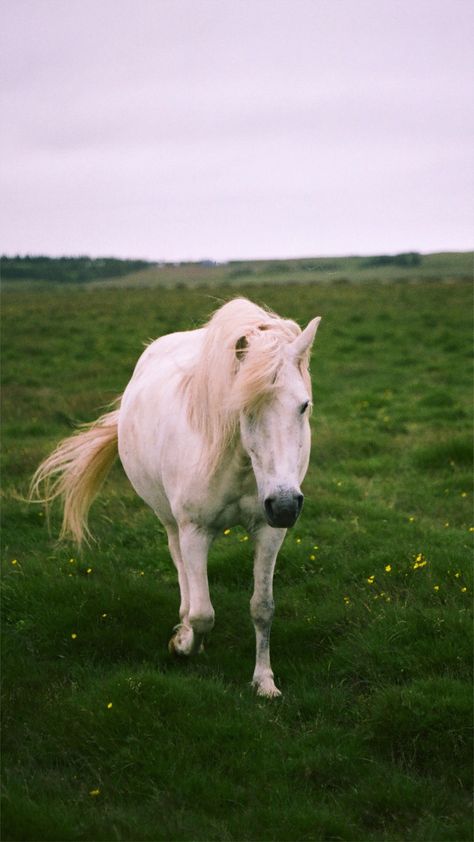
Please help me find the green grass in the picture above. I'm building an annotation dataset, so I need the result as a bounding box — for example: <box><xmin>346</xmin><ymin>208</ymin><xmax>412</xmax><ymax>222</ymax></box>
<box><xmin>1</xmin><ymin>274</ymin><xmax>473</xmax><ymax>841</ymax></box>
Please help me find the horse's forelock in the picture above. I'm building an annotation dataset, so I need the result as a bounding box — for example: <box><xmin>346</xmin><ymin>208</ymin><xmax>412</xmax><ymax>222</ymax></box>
<box><xmin>228</xmin><ymin>325</ymin><xmax>293</xmax><ymax>412</ymax></box>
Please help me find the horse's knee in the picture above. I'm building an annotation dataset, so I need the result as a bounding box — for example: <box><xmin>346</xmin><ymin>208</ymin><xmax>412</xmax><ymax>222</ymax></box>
<box><xmin>250</xmin><ymin>596</ymin><xmax>274</xmax><ymax>627</ymax></box>
<box><xmin>189</xmin><ymin>609</ymin><xmax>215</xmax><ymax>635</ymax></box>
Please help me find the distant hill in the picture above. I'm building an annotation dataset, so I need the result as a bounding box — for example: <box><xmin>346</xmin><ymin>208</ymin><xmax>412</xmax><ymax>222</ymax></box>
<box><xmin>1</xmin><ymin>251</ymin><xmax>472</xmax><ymax>288</ymax></box>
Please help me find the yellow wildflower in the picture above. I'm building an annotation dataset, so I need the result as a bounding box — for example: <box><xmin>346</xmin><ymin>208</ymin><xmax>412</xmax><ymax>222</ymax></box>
<box><xmin>309</xmin><ymin>554</ymin><xmax>316</xmax><ymax>561</ymax></box>
<box><xmin>71</xmin><ymin>633</ymin><xmax>77</xmax><ymax>639</ymax></box>
<box><xmin>413</xmin><ymin>554</ymin><xmax>428</xmax><ymax>570</ymax></box>
<box><xmin>223</xmin><ymin>529</ymin><xmax>231</xmax><ymax>535</ymax></box>
<box><xmin>461</xmin><ymin>587</ymin><xmax>467</xmax><ymax>593</ymax></box>
<box><xmin>240</xmin><ymin>535</ymin><xmax>249</xmax><ymax>542</ymax></box>
<box><xmin>296</xmin><ymin>538</ymin><xmax>301</xmax><ymax>544</ymax></box>
<box><xmin>367</xmin><ymin>575</ymin><xmax>375</xmax><ymax>584</ymax></box>
<box><xmin>408</xmin><ymin>516</ymin><xmax>415</xmax><ymax>522</ymax></box>
<box><xmin>385</xmin><ymin>564</ymin><xmax>392</xmax><ymax>572</ymax></box>
<box><xmin>89</xmin><ymin>788</ymin><xmax>100</xmax><ymax>797</ymax></box>
<box><xmin>107</xmin><ymin>702</ymin><xmax>113</xmax><ymax>709</ymax></box>
<box><xmin>11</xmin><ymin>559</ymin><xmax>18</xmax><ymax>565</ymax></box>
<box><xmin>343</xmin><ymin>595</ymin><xmax>350</xmax><ymax>604</ymax></box>
<box><xmin>433</xmin><ymin>585</ymin><xmax>440</xmax><ymax>592</ymax></box>
<box><xmin>86</xmin><ymin>568</ymin><xmax>92</xmax><ymax>574</ymax></box>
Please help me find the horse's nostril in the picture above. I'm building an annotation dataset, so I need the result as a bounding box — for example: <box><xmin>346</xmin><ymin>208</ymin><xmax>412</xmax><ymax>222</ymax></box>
<box><xmin>264</xmin><ymin>497</ymin><xmax>275</xmax><ymax>519</ymax></box>
<box><xmin>296</xmin><ymin>494</ymin><xmax>304</xmax><ymax>513</ymax></box>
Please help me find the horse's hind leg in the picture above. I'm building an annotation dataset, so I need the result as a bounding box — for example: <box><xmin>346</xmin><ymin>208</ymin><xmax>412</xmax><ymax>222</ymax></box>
<box><xmin>250</xmin><ymin>525</ymin><xmax>286</xmax><ymax>698</ymax></box>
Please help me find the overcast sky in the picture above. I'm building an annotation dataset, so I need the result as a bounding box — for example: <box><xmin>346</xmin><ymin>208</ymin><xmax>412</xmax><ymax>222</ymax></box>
<box><xmin>1</xmin><ymin>0</ymin><xmax>473</xmax><ymax>261</ymax></box>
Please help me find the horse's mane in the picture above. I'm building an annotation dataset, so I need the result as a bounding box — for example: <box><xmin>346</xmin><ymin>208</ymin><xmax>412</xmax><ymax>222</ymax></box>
<box><xmin>182</xmin><ymin>298</ymin><xmax>311</xmax><ymax>476</ymax></box>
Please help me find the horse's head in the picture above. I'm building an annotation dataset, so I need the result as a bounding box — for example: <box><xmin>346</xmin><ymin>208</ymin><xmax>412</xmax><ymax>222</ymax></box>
<box><xmin>238</xmin><ymin>317</ymin><xmax>321</xmax><ymax>528</ymax></box>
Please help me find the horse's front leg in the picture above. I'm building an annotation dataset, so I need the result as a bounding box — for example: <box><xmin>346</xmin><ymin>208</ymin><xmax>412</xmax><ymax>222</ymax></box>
<box><xmin>250</xmin><ymin>525</ymin><xmax>286</xmax><ymax>698</ymax></box>
<box><xmin>166</xmin><ymin>524</ymin><xmax>192</xmax><ymax>655</ymax></box>
<box><xmin>169</xmin><ymin>524</ymin><xmax>214</xmax><ymax>656</ymax></box>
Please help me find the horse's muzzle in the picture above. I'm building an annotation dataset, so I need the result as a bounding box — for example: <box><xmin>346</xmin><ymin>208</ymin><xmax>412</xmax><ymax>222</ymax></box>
<box><xmin>264</xmin><ymin>491</ymin><xmax>304</xmax><ymax>528</ymax></box>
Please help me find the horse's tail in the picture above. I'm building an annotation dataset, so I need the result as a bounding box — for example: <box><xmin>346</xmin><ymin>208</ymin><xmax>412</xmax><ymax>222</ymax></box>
<box><xmin>29</xmin><ymin>407</ymin><xmax>120</xmax><ymax>546</ymax></box>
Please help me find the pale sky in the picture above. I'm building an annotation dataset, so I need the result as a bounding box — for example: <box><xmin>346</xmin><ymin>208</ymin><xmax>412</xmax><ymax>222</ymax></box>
<box><xmin>1</xmin><ymin>0</ymin><xmax>473</xmax><ymax>261</ymax></box>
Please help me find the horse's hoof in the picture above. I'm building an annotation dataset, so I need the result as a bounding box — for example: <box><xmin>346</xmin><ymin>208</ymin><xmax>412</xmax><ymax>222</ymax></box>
<box><xmin>168</xmin><ymin>623</ymin><xmax>207</xmax><ymax>656</ymax></box>
<box><xmin>252</xmin><ymin>676</ymin><xmax>282</xmax><ymax>698</ymax></box>
<box><xmin>168</xmin><ymin>624</ymin><xmax>194</xmax><ymax>656</ymax></box>
<box><xmin>168</xmin><ymin>636</ymin><xmax>180</xmax><ymax>655</ymax></box>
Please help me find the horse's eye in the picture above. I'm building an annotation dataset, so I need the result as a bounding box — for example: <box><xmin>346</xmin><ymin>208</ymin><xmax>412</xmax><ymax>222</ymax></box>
<box><xmin>300</xmin><ymin>401</ymin><xmax>310</xmax><ymax>414</ymax></box>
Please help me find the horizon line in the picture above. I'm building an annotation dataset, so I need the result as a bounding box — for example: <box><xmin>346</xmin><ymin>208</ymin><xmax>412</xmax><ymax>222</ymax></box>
<box><xmin>1</xmin><ymin>248</ymin><xmax>472</xmax><ymax>264</ymax></box>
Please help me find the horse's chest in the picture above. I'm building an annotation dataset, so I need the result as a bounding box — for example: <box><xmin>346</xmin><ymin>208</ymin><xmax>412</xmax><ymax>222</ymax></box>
<box><xmin>197</xmin><ymin>469</ymin><xmax>259</xmax><ymax>532</ymax></box>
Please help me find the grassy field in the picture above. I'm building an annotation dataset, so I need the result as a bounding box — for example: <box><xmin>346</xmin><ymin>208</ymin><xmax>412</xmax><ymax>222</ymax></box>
<box><xmin>1</xmin><ymin>270</ymin><xmax>473</xmax><ymax>840</ymax></box>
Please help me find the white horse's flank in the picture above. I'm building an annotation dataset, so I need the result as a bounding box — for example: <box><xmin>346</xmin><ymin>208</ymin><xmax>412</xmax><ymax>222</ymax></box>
<box><xmin>31</xmin><ymin>298</ymin><xmax>321</xmax><ymax>697</ymax></box>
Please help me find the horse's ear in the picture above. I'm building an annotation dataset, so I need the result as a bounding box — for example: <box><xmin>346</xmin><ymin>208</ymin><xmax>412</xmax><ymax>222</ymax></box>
<box><xmin>235</xmin><ymin>335</ymin><xmax>249</xmax><ymax>361</ymax></box>
<box><xmin>291</xmin><ymin>317</ymin><xmax>321</xmax><ymax>359</ymax></box>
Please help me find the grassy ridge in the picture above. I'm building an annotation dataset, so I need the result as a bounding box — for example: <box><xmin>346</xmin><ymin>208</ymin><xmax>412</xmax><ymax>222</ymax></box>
<box><xmin>88</xmin><ymin>251</ymin><xmax>472</xmax><ymax>289</ymax></box>
<box><xmin>2</xmin><ymin>251</ymin><xmax>472</xmax><ymax>291</ymax></box>
<box><xmin>1</xmin><ymin>277</ymin><xmax>473</xmax><ymax>841</ymax></box>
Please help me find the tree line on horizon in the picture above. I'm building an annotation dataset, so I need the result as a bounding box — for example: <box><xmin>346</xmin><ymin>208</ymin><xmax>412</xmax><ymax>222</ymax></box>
<box><xmin>0</xmin><ymin>255</ymin><xmax>154</xmax><ymax>284</ymax></box>
<box><xmin>1</xmin><ymin>252</ymin><xmax>426</xmax><ymax>284</ymax></box>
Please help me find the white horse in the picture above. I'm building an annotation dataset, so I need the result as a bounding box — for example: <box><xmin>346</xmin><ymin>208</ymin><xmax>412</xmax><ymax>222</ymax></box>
<box><xmin>31</xmin><ymin>298</ymin><xmax>321</xmax><ymax>697</ymax></box>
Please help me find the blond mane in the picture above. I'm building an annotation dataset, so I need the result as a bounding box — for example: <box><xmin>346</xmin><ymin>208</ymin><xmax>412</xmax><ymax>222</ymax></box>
<box><xmin>183</xmin><ymin>298</ymin><xmax>311</xmax><ymax>476</ymax></box>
